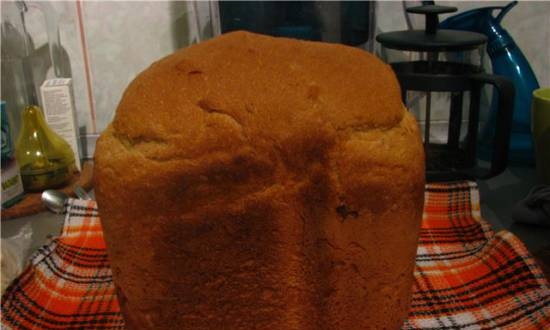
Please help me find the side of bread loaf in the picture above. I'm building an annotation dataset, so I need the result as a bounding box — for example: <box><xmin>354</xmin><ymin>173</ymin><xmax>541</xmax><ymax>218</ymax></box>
<box><xmin>94</xmin><ymin>31</ymin><xmax>425</xmax><ymax>330</ymax></box>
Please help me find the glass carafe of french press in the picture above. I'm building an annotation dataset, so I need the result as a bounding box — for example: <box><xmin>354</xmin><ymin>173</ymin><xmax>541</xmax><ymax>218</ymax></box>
<box><xmin>377</xmin><ymin>5</ymin><xmax>515</xmax><ymax>181</ymax></box>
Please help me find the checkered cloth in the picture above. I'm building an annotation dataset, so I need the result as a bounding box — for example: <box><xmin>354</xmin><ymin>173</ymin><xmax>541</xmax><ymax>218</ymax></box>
<box><xmin>2</xmin><ymin>182</ymin><xmax>549</xmax><ymax>329</ymax></box>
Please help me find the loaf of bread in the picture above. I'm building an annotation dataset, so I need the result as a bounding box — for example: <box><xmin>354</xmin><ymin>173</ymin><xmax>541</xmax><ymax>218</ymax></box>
<box><xmin>94</xmin><ymin>31</ymin><xmax>425</xmax><ymax>330</ymax></box>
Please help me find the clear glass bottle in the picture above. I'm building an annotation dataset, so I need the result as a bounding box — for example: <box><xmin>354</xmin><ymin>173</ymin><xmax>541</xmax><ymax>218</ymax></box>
<box><xmin>15</xmin><ymin>104</ymin><xmax>75</xmax><ymax>191</ymax></box>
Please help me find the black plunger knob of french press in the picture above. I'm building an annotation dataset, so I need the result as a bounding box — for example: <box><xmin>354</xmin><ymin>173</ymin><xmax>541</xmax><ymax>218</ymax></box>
<box><xmin>407</xmin><ymin>5</ymin><xmax>457</xmax><ymax>34</ymax></box>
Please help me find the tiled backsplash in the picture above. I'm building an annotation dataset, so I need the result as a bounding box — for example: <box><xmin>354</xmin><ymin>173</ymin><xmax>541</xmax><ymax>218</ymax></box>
<box><xmin>2</xmin><ymin>1</ymin><xmax>549</xmax><ymax>157</ymax></box>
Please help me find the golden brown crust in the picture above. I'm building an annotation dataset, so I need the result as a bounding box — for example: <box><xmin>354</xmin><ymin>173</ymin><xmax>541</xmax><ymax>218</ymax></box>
<box><xmin>94</xmin><ymin>31</ymin><xmax>425</xmax><ymax>330</ymax></box>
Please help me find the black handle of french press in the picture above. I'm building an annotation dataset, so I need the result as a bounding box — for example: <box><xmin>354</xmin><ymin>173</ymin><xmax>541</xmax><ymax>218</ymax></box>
<box><xmin>406</xmin><ymin>5</ymin><xmax>458</xmax><ymax>34</ymax></box>
<box><xmin>470</xmin><ymin>73</ymin><xmax>515</xmax><ymax>179</ymax></box>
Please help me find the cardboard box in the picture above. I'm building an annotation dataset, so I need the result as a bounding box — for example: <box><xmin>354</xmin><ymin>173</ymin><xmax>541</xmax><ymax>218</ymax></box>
<box><xmin>40</xmin><ymin>79</ymin><xmax>82</xmax><ymax>171</ymax></box>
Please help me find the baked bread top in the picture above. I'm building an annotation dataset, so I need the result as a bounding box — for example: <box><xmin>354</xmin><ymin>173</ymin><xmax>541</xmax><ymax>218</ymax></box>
<box><xmin>94</xmin><ymin>31</ymin><xmax>424</xmax><ymax>219</ymax></box>
<box><xmin>94</xmin><ymin>32</ymin><xmax>424</xmax><ymax>329</ymax></box>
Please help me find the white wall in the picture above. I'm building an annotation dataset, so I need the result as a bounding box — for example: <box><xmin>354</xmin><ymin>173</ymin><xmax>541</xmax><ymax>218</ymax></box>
<box><xmin>3</xmin><ymin>1</ymin><xmax>549</xmax><ymax>154</ymax></box>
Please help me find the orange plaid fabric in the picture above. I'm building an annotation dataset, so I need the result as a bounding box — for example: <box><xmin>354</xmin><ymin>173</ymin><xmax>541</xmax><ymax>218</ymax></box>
<box><xmin>2</xmin><ymin>182</ymin><xmax>549</xmax><ymax>329</ymax></box>
<box><xmin>1</xmin><ymin>200</ymin><xmax>123</xmax><ymax>329</ymax></box>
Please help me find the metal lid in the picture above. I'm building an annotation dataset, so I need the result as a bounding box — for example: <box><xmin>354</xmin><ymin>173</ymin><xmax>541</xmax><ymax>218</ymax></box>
<box><xmin>376</xmin><ymin>5</ymin><xmax>487</xmax><ymax>52</ymax></box>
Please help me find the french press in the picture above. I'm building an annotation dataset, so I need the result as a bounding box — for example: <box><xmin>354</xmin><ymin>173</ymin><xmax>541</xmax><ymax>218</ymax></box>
<box><xmin>376</xmin><ymin>5</ymin><xmax>515</xmax><ymax>182</ymax></box>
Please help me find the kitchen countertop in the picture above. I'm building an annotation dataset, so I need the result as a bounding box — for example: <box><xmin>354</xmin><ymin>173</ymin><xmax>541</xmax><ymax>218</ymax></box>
<box><xmin>1</xmin><ymin>204</ymin><xmax>65</xmax><ymax>263</ymax></box>
<box><xmin>1</xmin><ymin>190</ymin><xmax>96</xmax><ymax>263</ymax></box>
<box><xmin>478</xmin><ymin>165</ymin><xmax>550</xmax><ymax>253</ymax></box>
<box><xmin>2</xmin><ymin>166</ymin><xmax>549</xmax><ymax>269</ymax></box>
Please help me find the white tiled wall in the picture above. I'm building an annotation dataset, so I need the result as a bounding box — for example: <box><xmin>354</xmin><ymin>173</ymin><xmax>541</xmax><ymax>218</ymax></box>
<box><xmin>3</xmin><ymin>1</ymin><xmax>549</xmax><ymax>155</ymax></box>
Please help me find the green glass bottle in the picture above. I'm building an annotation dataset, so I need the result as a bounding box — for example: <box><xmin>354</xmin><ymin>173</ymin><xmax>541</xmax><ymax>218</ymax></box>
<box><xmin>15</xmin><ymin>105</ymin><xmax>75</xmax><ymax>191</ymax></box>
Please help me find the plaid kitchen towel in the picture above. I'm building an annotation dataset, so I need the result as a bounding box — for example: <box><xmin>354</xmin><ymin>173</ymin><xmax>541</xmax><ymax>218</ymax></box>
<box><xmin>2</xmin><ymin>182</ymin><xmax>549</xmax><ymax>329</ymax></box>
<box><xmin>1</xmin><ymin>200</ymin><xmax>123</xmax><ymax>329</ymax></box>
